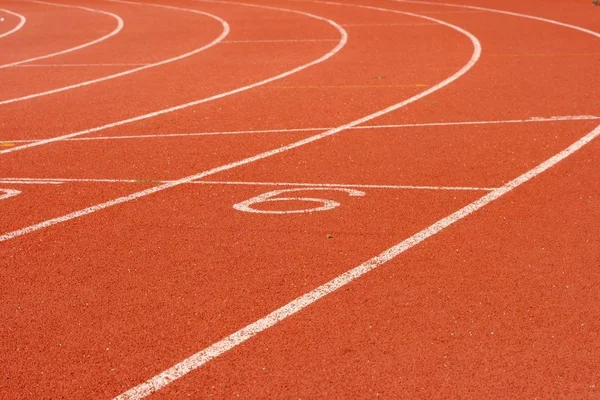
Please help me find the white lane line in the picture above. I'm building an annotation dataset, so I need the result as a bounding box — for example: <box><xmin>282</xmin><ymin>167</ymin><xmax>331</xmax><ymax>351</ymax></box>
<box><xmin>0</xmin><ymin>3</ymin><xmax>480</xmax><ymax>240</ymax></box>
<box><xmin>10</xmin><ymin>63</ymin><xmax>150</xmax><ymax>67</ymax></box>
<box><xmin>0</xmin><ymin>0</ymin><xmax>346</xmax><ymax>155</ymax></box>
<box><xmin>2</xmin><ymin>115</ymin><xmax>596</xmax><ymax>144</ymax></box>
<box><xmin>411</xmin><ymin>9</ymin><xmax>484</xmax><ymax>14</ymax></box>
<box><xmin>0</xmin><ymin>0</ymin><xmax>228</xmax><ymax>106</ymax></box>
<box><xmin>223</xmin><ymin>38</ymin><xmax>339</xmax><ymax>43</ymax></box>
<box><xmin>357</xmin><ymin>114</ymin><xmax>600</xmax><ymax>129</ymax></box>
<box><xmin>115</xmin><ymin>0</ymin><xmax>600</xmax><ymax>397</ymax></box>
<box><xmin>0</xmin><ymin>177</ymin><xmax>496</xmax><ymax>191</ymax></box>
<box><xmin>0</xmin><ymin>9</ymin><xmax>26</xmax><ymax>39</ymax></box>
<box><xmin>117</xmin><ymin>123</ymin><xmax>600</xmax><ymax>400</ymax></box>
<box><xmin>0</xmin><ymin>1</ymin><xmax>123</xmax><ymax>69</ymax></box>
<box><xmin>391</xmin><ymin>0</ymin><xmax>600</xmax><ymax>39</ymax></box>
<box><xmin>0</xmin><ymin>180</ymin><xmax>62</xmax><ymax>185</ymax></box>
<box><xmin>193</xmin><ymin>180</ymin><xmax>494</xmax><ymax>191</ymax></box>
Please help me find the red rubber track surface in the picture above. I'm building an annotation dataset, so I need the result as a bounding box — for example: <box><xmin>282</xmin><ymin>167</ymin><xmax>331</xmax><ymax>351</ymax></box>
<box><xmin>0</xmin><ymin>0</ymin><xmax>598</xmax><ymax>398</ymax></box>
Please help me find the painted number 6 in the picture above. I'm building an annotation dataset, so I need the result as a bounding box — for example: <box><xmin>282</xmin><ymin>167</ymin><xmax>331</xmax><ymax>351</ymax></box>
<box><xmin>233</xmin><ymin>188</ymin><xmax>365</xmax><ymax>214</ymax></box>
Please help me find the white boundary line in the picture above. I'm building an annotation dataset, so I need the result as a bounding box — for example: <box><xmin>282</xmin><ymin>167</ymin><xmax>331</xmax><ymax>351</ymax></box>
<box><xmin>391</xmin><ymin>0</ymin><xmax>600</xmax><ymax>38</ymax></box>
<box><xmin>0</xmin><ymin>0</ymin><xmax>347</xmax><ymax>155</ymax></box>
<box><xmin>0</xmin><ymin>9</ymin><xmax>26</xmax><ymax>39</ymax></box>
<box><xmin>0</xmin><ymin>0</ymin><xmax>228</xmax><ymax>106</ymax></box>
<box><xmin>114</xmin><ymin>1</ymin><xmax>600</xmax><ymax>398</ymax></box>
<box><xmin>0</xmin><ymin>177</ymin><xmax>496</xmax><ymax>191</ymax></box>
<box><xmin>10</xmin><ymin>63</ymin><xmax>150</xmax><ymax>67</ymax></box>
<box><xmin>2</xmin><ymin>115</ymin><xmax>596</xmax><ymax>144</ymax></box>
<box><xmin>0</xmin><ymin>1</ymin><xmax>123</xmax><ymax>70</ymax></box>
<box><xmin>0</xmin><ymin>180</ymin><xmax>63</xmax><ymax>185</ymax></box>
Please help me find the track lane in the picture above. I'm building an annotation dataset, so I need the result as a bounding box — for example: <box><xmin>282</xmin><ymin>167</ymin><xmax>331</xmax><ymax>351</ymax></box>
<box><xmin>111</xmin><ymin>0</ymin><xmax>600</xmax><ymax>397</ymax></box>
<box><xmin>0</xmin><ymin>1</ymin><xmax>228</xmax><ymax>105</ymax></box>
<box><xmin>0</xmin><ymin>0</ymin><xmax>345</xmax><ymax>148</ymax></box>
<box><xmin>0</xmin><ymin>2</ymin><xmax>478</xmax><ymax>397</ymax></box>
<box><xmin>0</xmin><ymin>0</ymin><xmax>123</xmax><ymax>68</ymax></box>
<box><xmin>0</xmin><ymin>1</ymin><xmax>477</xmax><ymax>242</ymax></box>
<box><xmin>1</xmin><ymin>0</ymin><xmax>598</xmax><ymax>398</ymax></box>
<box><xmin>0</xmin><ymin>0</ymin><xmax>228</xmax><ymax>106</ymax></box>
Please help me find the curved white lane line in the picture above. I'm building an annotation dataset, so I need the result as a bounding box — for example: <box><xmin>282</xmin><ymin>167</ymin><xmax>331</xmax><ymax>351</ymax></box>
<box><xmin>115</xmin><ymin>1</ymin><xmax>600</xmax><ymax>398</ymax></box>
<box><xmin>391</xmin><ymin>0</ymin><xmax>600</xmax><ymax>39</ymax></box>
<box><xmin>0</xmin><ymin>0</ymin><xmax>228</xmax><ymax>106</ymax></box>
<box><xmin>0</xmin><ymin>1</ymin><xmax>346</xmax><ymax>155</ymax></box>
<box><xmin>0</xmin><ymin>1</ymin><xmax>123</xmax><ymax>70</ymax></box>
<box><xmin>0</xmin><ymin>9</ymin><xmax>26</xmax><ymax>40</ymax></box>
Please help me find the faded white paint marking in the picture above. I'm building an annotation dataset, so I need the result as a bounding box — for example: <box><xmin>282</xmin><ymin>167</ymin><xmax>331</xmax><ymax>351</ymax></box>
<box><xmin>233</xmin><ymin>188</ymin><xmax>365</xmax><ymax>214</ymax></box>
<box><xmin>0</xmin><ymin>188</ymin><xmax>21</xmax><ymax>200</ymax></box>
<box><xmin>0</xmin><ymin>1</ymin><xmax>123</xmax><ymax>69</ymax></box>
<box><xmin>0</xmin><ymin>180</ymin><xmax>62</xmax><ymax>185</ymax></box>
<box><xmin>0</xmin><ymin>1</ymin><xmax>346</xmax><ymax>154</ymax></box>
<box><xmin>0</xmin><ymin>9</ymin><xmax>26</xmax><ymax>39</ymax></box>
<box><xmin>10</xmin><ymin>63</ymin><xmax>150</xmax><ymax>67</ymax></box>
<box><xmin>0</xmin><ymin>0</ymin><xmax>228</xmax><ymax>106</ymax></box>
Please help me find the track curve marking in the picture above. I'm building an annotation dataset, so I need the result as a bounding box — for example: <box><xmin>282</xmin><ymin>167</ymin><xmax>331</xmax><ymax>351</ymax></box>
<box><xmin>0</xmin><ymin>0</ymin><xmax>347</xmax><ymax>155</ymax></box>
<box><xmin>0</xmin><ymin>0</ymin><xmax>229</xmax><ymax>106</ymax></box>
<box><xmin>113</xmin><ymin>1</ymin><xmax>599</xmax><ymax>398</ymax></box>
<box><xmin>0</xmin><ymin>1</ymin><xmax>123</xmax><ymax>70</ymax></box>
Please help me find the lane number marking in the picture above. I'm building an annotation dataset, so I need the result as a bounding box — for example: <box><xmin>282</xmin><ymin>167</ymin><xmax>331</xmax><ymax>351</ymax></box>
<box><xmin>233</xmin><ymin>188</ymin><xmax>365</xmax><ymax>214</ymax></box>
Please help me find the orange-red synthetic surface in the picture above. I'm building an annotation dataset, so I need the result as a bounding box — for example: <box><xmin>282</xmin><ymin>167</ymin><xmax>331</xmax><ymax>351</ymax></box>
<box><xmin>1</xmin><ymin>0</ymin><xmax>599</xmax><ymax>398</ymax></box>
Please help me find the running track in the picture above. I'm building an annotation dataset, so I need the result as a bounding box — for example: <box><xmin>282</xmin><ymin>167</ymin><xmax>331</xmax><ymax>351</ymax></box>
<box><xmin>1</xmin><ymin>0</ymin><xmax>599</xmax><ymax>398</ymax></box>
